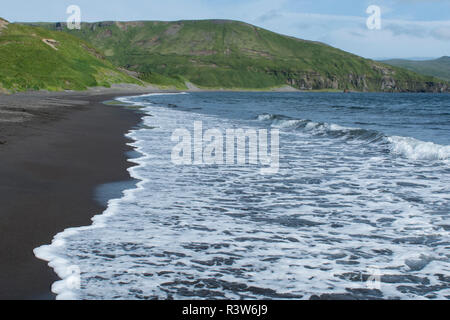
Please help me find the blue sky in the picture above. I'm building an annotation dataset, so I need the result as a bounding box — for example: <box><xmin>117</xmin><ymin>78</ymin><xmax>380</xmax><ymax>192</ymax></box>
<box><xmin>2</xmin><ymin>0</ymin><xmax>450</xmax><ymax>59</ymax></box>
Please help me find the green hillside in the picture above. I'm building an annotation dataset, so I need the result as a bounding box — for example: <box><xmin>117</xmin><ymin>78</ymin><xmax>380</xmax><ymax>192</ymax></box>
<box><xmin>0</xmin><ymin>18</ymin><xmax>142</xmax><ymax>93</ymax></box>
<box><xmin>38</xmin><ymin>19</ymin><xmax>448</xmax><ymax>92</ymax></box>
<box><xmin>381</xmin><ymin>57</ymin><xmax>450</xmax><ymax>82</ymax></box>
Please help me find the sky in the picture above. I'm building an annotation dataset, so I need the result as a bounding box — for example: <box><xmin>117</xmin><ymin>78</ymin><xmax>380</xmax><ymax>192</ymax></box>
<box><xmin>2</xmin><ymin>0</ymin><xmax>450</xmax><ymax>59</ymax></box>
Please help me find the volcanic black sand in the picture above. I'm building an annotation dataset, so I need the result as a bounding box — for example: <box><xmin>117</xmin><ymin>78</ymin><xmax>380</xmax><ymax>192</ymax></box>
<box><xmin>0</xmin><ymin>89</ymin><xmax>157</xmax><ymax>299</ymax></box>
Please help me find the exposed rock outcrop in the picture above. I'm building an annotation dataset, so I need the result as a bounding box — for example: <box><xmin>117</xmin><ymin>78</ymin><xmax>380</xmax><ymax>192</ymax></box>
<box><xmin>42</xmin><ymin>38</ymin><xmax>59</xmax><ymax>50</ymax></box>
<box><xmin>0</xmin><ymin>18</ymin><xmax>9</xmax><ymax>34</ymax></box>
<box><xmin>280</xmin><ymin>70</ymin><xmax>448</xmax><ymax>92</ymax></box>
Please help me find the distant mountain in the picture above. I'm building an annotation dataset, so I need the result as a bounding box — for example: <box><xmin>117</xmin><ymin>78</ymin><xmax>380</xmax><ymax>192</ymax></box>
<box><xmin>33</xmin><ymin>19</ymin><xmax>447</xmax><ymax>93</ymax></box>
<box><xmin>0</xmin><ymin>18</ymin><xmax>142</xmax><ymax>93</ymax></box>
<box><xmin>381</xmin><ymin>57</ymin><xmax>450</xmax><ymax>82</ymax></box>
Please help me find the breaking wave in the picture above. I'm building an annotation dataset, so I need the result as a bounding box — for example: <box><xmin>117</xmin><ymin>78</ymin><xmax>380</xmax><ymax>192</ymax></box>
<box><xmin>387</xmin><ymin>136</ymin><xmax>450</xmax><ymax>161</ymax></box>
<box><xmin>257</xmin><ymin>113</ymin><xmax>450</xmax><ymax>161</ymax></box>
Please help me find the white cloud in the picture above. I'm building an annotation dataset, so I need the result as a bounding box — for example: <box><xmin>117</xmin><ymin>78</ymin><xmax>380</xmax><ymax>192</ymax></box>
<box><xmin>430</xmin><ymin>26</ymin><xmax>450</xmax><ymax>40</ymax></box>
<box><xmin>3</xmin><ymin>0</ymin><xmax>448</xmax><ymax>59</ymax></box>
<box><xmin>247</xmin><ymin>9</ymin><xmax>450</xmax><ymax>58</ymax></box>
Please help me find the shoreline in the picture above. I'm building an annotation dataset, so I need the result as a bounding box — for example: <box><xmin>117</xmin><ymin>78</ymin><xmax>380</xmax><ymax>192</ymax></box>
<box><xmin>0</xmin><ymin>89</ymin><xmax>151</xmax><ymax>299</ymax></box>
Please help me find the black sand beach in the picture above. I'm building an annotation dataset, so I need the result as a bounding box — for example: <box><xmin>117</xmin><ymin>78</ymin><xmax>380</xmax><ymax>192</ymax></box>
<box><xmin>0</xmin><ymin>90</ymin><xmax>152</xmax><ymax>299</ymax></box>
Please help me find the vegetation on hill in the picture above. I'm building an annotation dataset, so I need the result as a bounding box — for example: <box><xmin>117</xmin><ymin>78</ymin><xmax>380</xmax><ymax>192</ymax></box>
<box><xmin>0</xmin><ymin>18</ymin><xmax>142</xmax><ymax>93</ymax></box>
<box><xmin>38</xmin><ymin>19</ymin><xmax>448</xmax><ymax>92</ymax></box>
<box><xmin>381</xmin><ymin>57</ymin><xmax>450</xmax><ymax>82</ymax></box>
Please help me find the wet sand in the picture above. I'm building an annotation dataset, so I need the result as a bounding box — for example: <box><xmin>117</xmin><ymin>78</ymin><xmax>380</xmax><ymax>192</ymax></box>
<box><xmin>0</xmin><ymin>90</ymin><xmax>153</xmax><ymax>299</ymax></box>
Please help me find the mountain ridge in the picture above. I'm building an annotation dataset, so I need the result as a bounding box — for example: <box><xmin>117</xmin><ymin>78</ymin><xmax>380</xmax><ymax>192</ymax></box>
<box><xmin>35</xmin><ymin>19</ymin><xmax>447</xmax><ymax>92</ymax></box>
<box><xmin>381</xmin><ymin>56</ymin><xmax>450</xmax><ymax>82</ymax></box>
<box><xmin>11</xmin><ymin>19</ymin><xmax>450</xmax><ymax>93</ymax></box>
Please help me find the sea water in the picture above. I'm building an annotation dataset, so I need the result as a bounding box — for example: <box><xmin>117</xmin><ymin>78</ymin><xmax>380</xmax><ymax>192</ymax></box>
<box><xmin>35</xmin><ymin>92</ymin><xmax>450</xmax><ymax>300</ymax></box>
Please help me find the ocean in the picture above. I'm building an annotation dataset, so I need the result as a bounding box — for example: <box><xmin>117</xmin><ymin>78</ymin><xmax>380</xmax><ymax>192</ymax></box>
<box><xmin>35</xmin><ymin>92</ymin><xmax>450</xmax><ymax>300</ymax></box>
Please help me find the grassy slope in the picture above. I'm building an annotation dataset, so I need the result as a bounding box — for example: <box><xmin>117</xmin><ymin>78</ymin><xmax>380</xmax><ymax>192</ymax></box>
<box><xmin>381</xmin><ymin>57</ymin><xmax>450</xmax><ymax>82</ymax></box>
<box><xmin>38</xmin><ymin>19</ymin><xmax>449</xmax><ymax>92</ymax></box>
<box><xmin>0</xmin><ymin>19</ymin><xmax>142</xmax><ymax>92</ymax></box>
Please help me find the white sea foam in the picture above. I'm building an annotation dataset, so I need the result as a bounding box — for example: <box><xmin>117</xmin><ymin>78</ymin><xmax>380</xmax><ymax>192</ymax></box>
<box><xmin>34</xmin><ymin>95</ymin><xmax>450</xmax><ymax>300</ymax></box>
<box><xmin>116</xmin><ymin>92</ymin><xmax>188</xmax><ymax>106</ymax></box>
<box><xmin>32</xmin><ymin>95</ymin><xmax>174</xmax><ymax>300</ymax></box>
<box><xmin>387</xmin><ymin>136</ymin><xmax>450</xmax><ymax>161</ymax></box>
<box><xmin>33</xmin><ymin>130</ymin><xmax>152</xmax><ymax>299</ymax></box>
<box><xmin>256</xmin><ymin>113</ymin><xmax>275</xmax><ymax>121</ymax></box>
<box><xmin>274</xmin><ymin>119</ymin><xmax>307</xmax><ymax>129</ymax></box>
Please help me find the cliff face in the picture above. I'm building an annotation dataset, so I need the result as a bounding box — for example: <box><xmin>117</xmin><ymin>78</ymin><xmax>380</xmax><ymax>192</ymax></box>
<box><xmin>38</xmin><ymin>20</ymin><xmax>449</xmax><ymax>92</ymax></box>
<box><xmin>284</xmin><ymin>71</ymin><xmax>448</xmax><ymax>92</ymax></box>
<box><xmin>270</xmin><ymin>61</ymin><xmax>448</xmax><ymax>92</ymax></box>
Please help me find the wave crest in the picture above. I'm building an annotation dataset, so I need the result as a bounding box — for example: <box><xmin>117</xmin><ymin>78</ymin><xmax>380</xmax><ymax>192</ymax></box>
<box><xmin>256</xmin><ymin>113</ymin><xmax>450</xmax><ymax>161</ymax></box>
<box><xmin>387</xmin><ymin>136</ymin><xmax>450</xmax><ymax>161</ymax></box>
<box><xmin>256</xmin><ymin>113</ymin><xmax>383</xmax><ymax>142</ymax></box>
